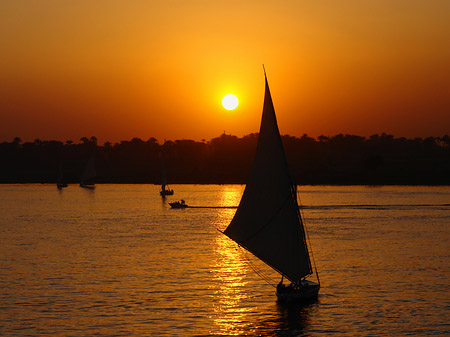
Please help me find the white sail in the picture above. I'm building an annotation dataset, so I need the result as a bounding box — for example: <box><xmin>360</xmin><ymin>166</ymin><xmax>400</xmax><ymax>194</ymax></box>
<box><xmin>224</xmin><ymin>74</ymin><xmax>312</xmax><ymax>282</ymax></box>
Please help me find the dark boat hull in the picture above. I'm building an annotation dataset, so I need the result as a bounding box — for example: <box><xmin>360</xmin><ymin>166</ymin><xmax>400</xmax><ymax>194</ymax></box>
<box><xmin>160</xmin><ymin>190</ymin><xmax>174</xmax><ymax>196</ymax></box>
<box><xmin>169</xmin><ymin>201</ymin><xmax>187</xmax><ymax>209</ymax></box>
<box><xmin>276</xmin><ymin>280</ymin><xmax>320</xmax><ymax>302</ymax></box>
<box><xmin>80</xmin><ymin>184</ymin><xmax>95</xmax><ymax>189</ymax></box>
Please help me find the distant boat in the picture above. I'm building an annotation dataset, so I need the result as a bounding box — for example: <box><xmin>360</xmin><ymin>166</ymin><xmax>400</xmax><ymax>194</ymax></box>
<box><xmin>80</xmin><ymin>155</ymin><xmax>96</xmax><ymax>189</ymax></box>
<box><xmin>169</xmin><ymin>200</ymin><xmax>187</xmax><ymax>209</ymax></box>
<box><xmin>160</xmin><ymin>146</ymin><xmax>174</xmax><ymax>196</ymax></box>
<box><xmin>222</xmin><ymin>70</ymin><xmax>320</xmax><ymax>302</ymax></box>
<box><xmin>160</xmin><ymin>187</ymin><xmax>174</xmax><ymax>196</ymax></box>
<box><xmin>57</xmin><ymin>161</ymin><xmax>68</xmax><ymax>189</ymax></box>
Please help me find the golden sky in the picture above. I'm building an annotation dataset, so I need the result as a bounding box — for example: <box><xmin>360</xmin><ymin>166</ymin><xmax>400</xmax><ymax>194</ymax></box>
<box><xmin>1</xmin><ymin>0</ymin><xmax>449</xmax><ymax>144</ymax></box>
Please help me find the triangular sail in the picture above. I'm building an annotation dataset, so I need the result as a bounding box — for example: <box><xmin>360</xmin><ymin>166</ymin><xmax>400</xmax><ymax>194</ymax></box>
<box><xmin>81</xmin><ymin>156</ymin><xmax>96</xmax><ymax>184</ymax></box>
<box><xmin>57</xmin><ymin>161</ymin><xmax>64</xmax><ymax>184</ymax></box>
<box><xmin>161</xmin><ymin>150</ymin><xmax>168</xmax><ymax>191</ymax></box>
<box><xmin>224</xmin><ymin>74</ymin><xmax>312</xmax><ymax>282</ymax></box>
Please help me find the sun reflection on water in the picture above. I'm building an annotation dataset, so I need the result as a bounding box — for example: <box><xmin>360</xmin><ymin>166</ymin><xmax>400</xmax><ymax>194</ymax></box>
<box><xmin>211</xmin><ymin>234</ymin><xmax>251</xmax><ymax>334</ymax></box>
<box><xmin>209</xmin><ymin>186</ymin><xmax>255</xmax><ymax>335</ymax></box>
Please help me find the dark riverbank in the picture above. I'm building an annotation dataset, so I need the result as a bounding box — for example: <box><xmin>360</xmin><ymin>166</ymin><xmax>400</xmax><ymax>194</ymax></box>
<box><xmin>2</xmin><ymin>133</ymin><xmax>449</xmax><ymax>185</ymax></box>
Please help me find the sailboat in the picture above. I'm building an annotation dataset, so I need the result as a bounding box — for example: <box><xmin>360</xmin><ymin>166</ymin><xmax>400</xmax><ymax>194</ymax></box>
<box><xmin>222</xmin><ymin>70</ymin><xmax>320</xmax><ymax>302</ymax></box>
<box><xmin>160</xmin><ymin>147</ymin><xmax>174</xmax><ymax>196</ymax></box>
<box><xmin>80</xmin><ymin>155</ymin><xmax>96</xmax><ymax>189</ymax></box>
<box><xmin>56</xmin><ymin>161</ymin><xmax>68</xmax><ymax>189</ymax></box>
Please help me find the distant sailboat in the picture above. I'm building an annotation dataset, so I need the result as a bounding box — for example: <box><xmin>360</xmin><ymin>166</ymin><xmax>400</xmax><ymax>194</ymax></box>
<box><xmin>57</xmin><ymin>161</ymin><xmax>68</xmax><ymax>189</ymax></box>
<box><xmin>80</xmin><ymin>155</ymin><xmax>96</xmax><ymax>189</ymax></box>
<box><xmin>222</xmin><ymin>70</ymin><xmax>320</xmax><ymax>302</ymax></box>
<box><xmin>160</xmin><ymin>147</ymin><xmax>174</xmax><ymax>196</ymax></box>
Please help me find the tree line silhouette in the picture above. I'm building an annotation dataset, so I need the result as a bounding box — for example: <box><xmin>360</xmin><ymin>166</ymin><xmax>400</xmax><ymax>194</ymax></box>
<box><xmin>1</xmin><ymin>133</ymin><xmax>449</xmax><ymax>185</ymax></box>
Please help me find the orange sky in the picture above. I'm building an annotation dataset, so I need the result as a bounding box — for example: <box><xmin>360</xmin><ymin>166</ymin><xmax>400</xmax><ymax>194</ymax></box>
<box><xmin>1</xmin><ymin>0</ymin><xmax>449</xmax><ymax>144</ymax></box>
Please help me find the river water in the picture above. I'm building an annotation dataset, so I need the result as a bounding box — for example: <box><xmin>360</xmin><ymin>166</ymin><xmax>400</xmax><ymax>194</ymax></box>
<box><xmin>0</xmin><ymin>184</ymin><xmax>449</xmax><ymax>336</ymax></box>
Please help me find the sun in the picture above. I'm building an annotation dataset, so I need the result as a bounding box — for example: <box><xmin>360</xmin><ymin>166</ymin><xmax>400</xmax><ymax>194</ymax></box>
<box><xmin>222</xmin><ymin>94</ymin><xmax>239</xmax><ymax>110</ymax></box>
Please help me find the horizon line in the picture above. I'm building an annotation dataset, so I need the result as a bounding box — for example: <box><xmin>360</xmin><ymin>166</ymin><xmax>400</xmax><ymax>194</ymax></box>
<box><xmin>3</xmin><ymin>132</ymin><xmax>449</xmax><ymax>146</ymax></box>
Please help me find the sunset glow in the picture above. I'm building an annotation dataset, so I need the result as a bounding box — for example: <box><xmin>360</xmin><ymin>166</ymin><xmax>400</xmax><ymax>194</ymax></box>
<box><xmin>1</xmin><ymin>1</ymin><xmax>449</xmax><ymax>143</ymax></box>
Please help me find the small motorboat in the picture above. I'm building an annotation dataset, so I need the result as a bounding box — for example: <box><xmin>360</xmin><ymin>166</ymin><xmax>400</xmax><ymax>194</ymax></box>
<box><xmin>169</xmin><ymin>200</ymin><xmax>188</xmax><ymax>209</ymax></box>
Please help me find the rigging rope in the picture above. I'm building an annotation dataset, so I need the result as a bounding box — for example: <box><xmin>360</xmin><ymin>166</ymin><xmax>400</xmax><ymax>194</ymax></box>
<box><xmin>238</xmin><ymin>245</ymin><xmax>277</xmax><ymax>288</ymax></box>
<box><xmin>297</xmin><ymin>188</ymin><xmax>320</xmax><ymax>285</ymax></box>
